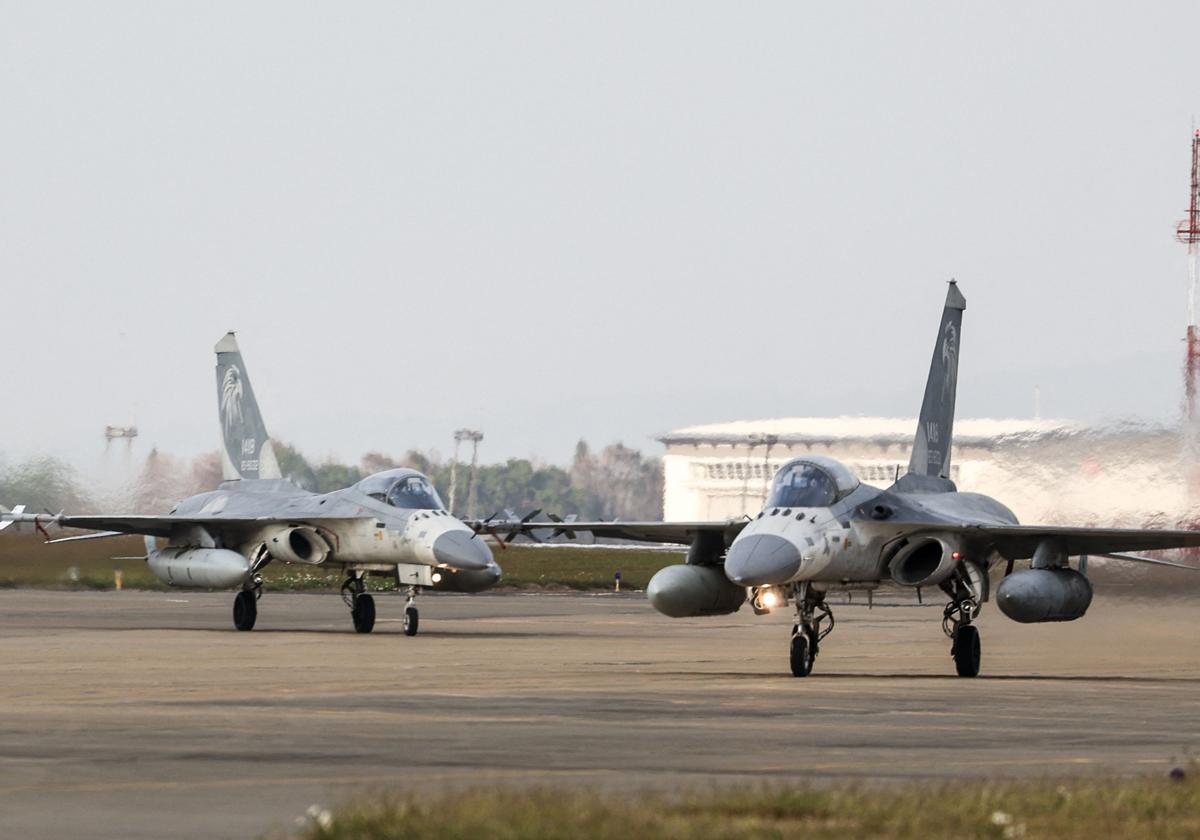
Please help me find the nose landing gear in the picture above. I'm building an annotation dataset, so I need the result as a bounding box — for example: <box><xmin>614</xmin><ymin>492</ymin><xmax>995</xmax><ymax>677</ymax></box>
<box><xmin>402</xmin><ymin>585</ymin><xmax>419</xmax><ymax>636</ymax></box>
<box><xmin>341</xmin><ymin>574</ymin><xmax>376</xmax><ymax>634</ymax></box>
<box><xmin>789</xmin><ymin>584</ymin><xmax>834</xmax><ymax>677</ymax></box>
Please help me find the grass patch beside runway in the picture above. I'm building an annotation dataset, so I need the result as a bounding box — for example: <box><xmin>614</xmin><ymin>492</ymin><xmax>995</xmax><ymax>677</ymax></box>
<box><xmin>288</xmin><ymin>776</ymin><xmax>1200</xmax><ymax>839</ymax></box>
<box><xmin>487</xmin><ymin>544</ymin><xmax>680</xmax><ymax>590</ymax></box>
<box><xmin>0</xmin><ymin>533</ymin><xmax>677</xmax><ymax>591</ymax></box>
<box><xmin>0</xmin><ymin>533</ymin><xmax>166</xmax><ymax>589</ymax></box>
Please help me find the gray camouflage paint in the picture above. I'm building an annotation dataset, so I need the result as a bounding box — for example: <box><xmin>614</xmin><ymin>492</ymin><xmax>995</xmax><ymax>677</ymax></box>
<box><xmin>486</xmin><ymin>282</ymin><xmax>1200</xmax><ymax>603</ymax></box>
<box><xmin>18</xmin><ymin>334</ymin><xmax>500</xmax><ymax>594</ymax></box>
<box><xmin>215</xmin><ymin>333</ymin><xmax>283</xmax><ymax>482</ymax></box>
<box><xmin>906</xmin><ymin>280</ymin><xmax>965</xmax><ymax>482</ymax></box>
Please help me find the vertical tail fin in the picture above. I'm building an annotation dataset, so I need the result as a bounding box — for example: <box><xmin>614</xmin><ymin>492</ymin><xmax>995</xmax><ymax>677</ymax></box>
<box><xmin>904</xmin><ymin>281</ymin><xmax>966</xmax><ymax>484</ymax></box>
<box><xmin>215</xmin><ymin>332</ymin><xmax>281</xmax><ymax>481</ymax></box>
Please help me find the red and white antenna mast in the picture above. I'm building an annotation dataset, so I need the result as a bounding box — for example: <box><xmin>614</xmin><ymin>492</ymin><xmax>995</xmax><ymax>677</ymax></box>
<box><xmin>1176</xmin><ymin>129</ymin><xmax>1200</xmax><ymax>422</ymax></box>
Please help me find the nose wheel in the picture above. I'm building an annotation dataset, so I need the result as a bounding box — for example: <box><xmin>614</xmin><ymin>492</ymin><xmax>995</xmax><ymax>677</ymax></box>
<box><xmin>789</xmin><ymin>626</ymin><xmax>817</xmax><ymax>676</ymax></box>
<box><xmin>789</xmin><ymin>585</ymin><xmax>834</xmax><ymax>677</ymax></box>
<box><xmin>403</xmin><ymin>586</ymin><xmax>419</xmax><ymax>636</ymax></box>
<box><xmin>341</xmin><ymin>575</ymin><xmax>376</xmax><ymax>634</ymax></box>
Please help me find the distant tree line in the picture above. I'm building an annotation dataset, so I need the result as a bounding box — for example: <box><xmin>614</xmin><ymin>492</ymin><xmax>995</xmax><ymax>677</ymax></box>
<box><xmin>274</xmin><ymin>439</ymin><xmax>663</xmax><ymax>520</ymax></box>
<box><xmin>0</xmin><ymin>455</ymin><xmax>93</xmax><ymax>514</ymax></box>
<box><xmin>0</xmin><ymin>441</ymin><xmax>664</xmax><ymax>520</ymax></box>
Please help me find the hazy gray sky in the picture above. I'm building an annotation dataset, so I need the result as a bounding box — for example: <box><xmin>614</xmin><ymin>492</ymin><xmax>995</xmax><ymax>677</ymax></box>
<box><xmin>3</xmin><ymin>2</ymin><xmax>1198</xmax><ymax>470</ymax></box>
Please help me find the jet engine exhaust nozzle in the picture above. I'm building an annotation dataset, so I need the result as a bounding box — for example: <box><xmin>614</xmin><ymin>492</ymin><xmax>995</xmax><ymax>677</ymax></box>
<box><xmin>266</xmin><ymin>526</ymin><xmax>331</xmax><ymax>566</ymax></box>
<box><xmin>888</xmin><ymin>536</ymin><xmax>959</xmax><ymax>587</ymax></box>
<box><xmin>431</xmin><ymin>530</ymin><xmax>493</xmax><ymax>572</ymax></box>
<box><xmin>724</xmin><ymin>534</ymin><xmax>802</xmax><ymax>587</ymax></box>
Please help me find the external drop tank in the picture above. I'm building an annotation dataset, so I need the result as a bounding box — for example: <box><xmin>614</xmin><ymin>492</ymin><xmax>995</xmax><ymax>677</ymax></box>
<box><xmin>995</xmin><ymin>568</ymin><xmax>1093</xmax><ymax>623</ymax></box>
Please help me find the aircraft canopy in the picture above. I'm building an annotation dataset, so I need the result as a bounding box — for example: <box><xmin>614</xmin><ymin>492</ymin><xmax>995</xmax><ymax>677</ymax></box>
<box><xmin>766</xmin><ymin>456</ymin><xmax>859</xmax><ymax>508</ymax></box>
<box><xmin>357</xmin><ymin>469</ymin><xmax>445</xmax><ymax>510</ymax></box>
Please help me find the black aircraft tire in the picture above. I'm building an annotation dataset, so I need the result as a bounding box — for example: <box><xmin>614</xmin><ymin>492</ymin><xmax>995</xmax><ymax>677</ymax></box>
<box><xmin>953</xmin><ymin>625</ymin><xmax>981</xmax><ymax>677</ymax></box>
<box><xmin>233</xmin><ymin>591</ymin><xmax>257</xmax><ymax>631</ymax></box>
<box><xmin>403</xmin><ymin>606</ymin><xmax>419</xmax><ymax>637</ymax></box>
<box><xmin>352</xmin><ymin>594</ymin><xmax>376</xmax><ymax>634</ymax></box>
<box><xmin>789</xmin><ymin>632</ymin><xmax>814</xmax><ymax>677</ymax></box>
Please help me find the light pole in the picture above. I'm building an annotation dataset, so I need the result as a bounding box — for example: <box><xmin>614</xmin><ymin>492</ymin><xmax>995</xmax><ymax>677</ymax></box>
<box><xmin>449</xmin><ymin>429</ymin><xmax>484</xmax><ymax>517</ymax></box>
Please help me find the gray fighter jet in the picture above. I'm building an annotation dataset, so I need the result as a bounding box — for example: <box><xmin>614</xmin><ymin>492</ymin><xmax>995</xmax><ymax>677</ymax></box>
<box><xmin>1</xmin><ymin>334</ymin><xmax>500</xmax><ymax>634</ymax></box>
<box><xmin>481</xmin><ymin>283</ymin><xmax>1200</xmax><ymax>677</ymax></box>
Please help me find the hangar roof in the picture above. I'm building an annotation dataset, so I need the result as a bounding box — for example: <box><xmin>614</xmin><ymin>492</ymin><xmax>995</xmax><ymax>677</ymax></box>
<box><xmin>657</xmin><ymin>417</ymin><xmax>1082</xmax><ymax>449</ymax></box>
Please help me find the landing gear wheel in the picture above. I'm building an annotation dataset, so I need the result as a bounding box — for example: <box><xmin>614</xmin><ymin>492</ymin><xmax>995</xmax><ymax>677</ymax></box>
<box><xmin>403</xmin><ymin>606</ymin><xmax>419</xmax><ymax>637</ymax></box>
<box><xmin>789</xmin><ymin>584</ymin><xmax>832</xmax><ymax>677</ymax></box>
<box><xmin>351</xmin><ymin>593</ymin><xmax>376</xmax><ymax>634</ymax></box>
<box><xmin>790</xmin><ymin>628</ymin><xmax>816</xmax><ymax>677</ymax></box>
<box><xmin>952</xmin><ymin>624</ymin><xmax>981</xmax><ymax>677</ymax></box>
<box><xmin>233</xmin><ymin>590</ymin><xmax>257</xmax><ymax>631</ymax></box>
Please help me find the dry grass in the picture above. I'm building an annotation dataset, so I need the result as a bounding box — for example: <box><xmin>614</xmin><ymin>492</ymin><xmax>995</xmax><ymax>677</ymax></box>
<box><xmin>284</xmin><ymin>774</ymin><xmax>1200</xmax><ymax>840</ymax></box>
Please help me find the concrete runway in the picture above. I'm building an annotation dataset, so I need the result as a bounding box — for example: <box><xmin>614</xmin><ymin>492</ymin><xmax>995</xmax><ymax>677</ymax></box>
<box><xmin>1</xmin><ymin>588</ymin><xmax>1198</xmax><ymax>839</ymax></box>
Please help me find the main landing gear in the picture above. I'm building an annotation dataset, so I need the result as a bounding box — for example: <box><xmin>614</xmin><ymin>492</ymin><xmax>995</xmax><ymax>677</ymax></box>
<box><xmin>340</xmin><ymin>574</ymin><xmax>420</xmax><ymax>636</ymax></box>
<box><xmin>233</xmin><ymin>575</ymin><xmax>263</xmax><ymax>631</ymax></box>
<box><xmin>942</xmin><ymin>563</ymin><xmax>985</xmax><ymax>677</ymax></box>
<box><xmin>789</xmin><ymin>584</ymin><xmax>834</xmax><ymax>677</ymax></box>
<box><xmin>341</xmin><ymin>574</ymin><xmax>376</xmax><ymax>634</ymax></box>
<box><xmin>233</xmin><ymin>550</ymin><xmax>270</xmax><ymax>632</ymax></box>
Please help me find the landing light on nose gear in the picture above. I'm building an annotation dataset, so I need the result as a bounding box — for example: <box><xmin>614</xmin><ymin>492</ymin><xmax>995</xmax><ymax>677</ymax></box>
<box><xmin>751</xmin><ymin>585</ymin><xmax>785</xmax><ymax>614</ymax></box>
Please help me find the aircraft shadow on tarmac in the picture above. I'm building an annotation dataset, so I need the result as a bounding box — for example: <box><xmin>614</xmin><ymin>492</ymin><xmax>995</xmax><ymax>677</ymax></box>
<box><xmin>55</xmin><ymin>625</ymin><xmax>583</xmax><ymax>639</ymax></box>
<box><xmin>652</xmin><ymin>671</ymin><xmax>1200</xmax><ymax>684</ymax></box>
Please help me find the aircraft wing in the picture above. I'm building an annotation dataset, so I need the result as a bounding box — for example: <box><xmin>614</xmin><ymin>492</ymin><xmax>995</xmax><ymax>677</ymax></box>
<box><xmin>473</xmin><ymin>518</ymin><xmax>747</xmax><ymax>546</ymax></box>
<box><xmin>948</xmin><ymin>523</ymin><xmax>1200</xmax><ymax>560</ymax></box>
<box><xmin>4</xmin><ymin>513</ymin><xmax>371</xmax><ymax>539</ymax></box>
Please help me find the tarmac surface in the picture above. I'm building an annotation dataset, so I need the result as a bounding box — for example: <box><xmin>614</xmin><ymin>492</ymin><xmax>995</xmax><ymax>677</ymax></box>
<box><xmin>1</xmin><ymin>587</ymin><xmax>1198</xmax><ymax>839</ymax></box>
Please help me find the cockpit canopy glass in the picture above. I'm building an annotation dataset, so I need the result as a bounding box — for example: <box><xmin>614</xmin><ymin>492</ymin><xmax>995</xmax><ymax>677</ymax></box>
<box><xmin>357</xmin><ymin>470</ymin><xmax>445</xmax><ymax>510</ymax></box>
<box><xmin>766</xmin><ymin>458</ymin><xmax>859</xmax><ymax>508</ymax></box>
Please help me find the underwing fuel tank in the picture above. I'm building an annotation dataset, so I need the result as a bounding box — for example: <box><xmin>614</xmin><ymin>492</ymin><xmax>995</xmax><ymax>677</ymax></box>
<box><xmin>996</xmin><ymin>568</ymin><xmax>1093</xmax><ymax>623</ymax></box>
<box><xmin>148</xmin><ymin>547</ymin><xmax>252</xmax><ymax>588</ymax></box>
<box><xmin>646</xmin><ymin>564</ymin><xmax>746</xmax><ymax>618</ymax></box>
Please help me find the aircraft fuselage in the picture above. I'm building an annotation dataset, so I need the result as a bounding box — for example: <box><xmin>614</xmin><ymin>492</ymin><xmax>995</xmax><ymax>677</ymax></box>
<box><xmin>166</xmin><ymin>472</ymin><xmax>500</xmax><ymax>593</ymax></box>
<box><xmin>725</xmin><ymin>479</ymin><xmax>1019</xmax><ymax>589</ymax></box>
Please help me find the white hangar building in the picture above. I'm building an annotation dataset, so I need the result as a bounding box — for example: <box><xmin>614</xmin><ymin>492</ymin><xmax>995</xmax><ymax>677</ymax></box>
<box><xmin>657</xmin><ymin>416</ymin><xmax>1191</xmax><ymax>528</ymax></box>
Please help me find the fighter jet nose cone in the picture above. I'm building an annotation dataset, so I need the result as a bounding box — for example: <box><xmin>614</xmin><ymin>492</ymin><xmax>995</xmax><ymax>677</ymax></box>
<box><xmin>432</xmin><ymin>530</ymin><xmax>493</xmax><ymax>572</ymax></box>
<box><xmin>724</xmin><ymin>534</ymin><xmax>802</xmax><ymax>586</ymax></box>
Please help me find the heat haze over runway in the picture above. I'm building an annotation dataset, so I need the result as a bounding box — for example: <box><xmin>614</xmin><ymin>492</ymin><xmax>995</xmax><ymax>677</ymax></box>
<box><xmin>1</xmin><ymin>589</ymin><xmax>1197</xmax><ymax>839</ymax></box>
